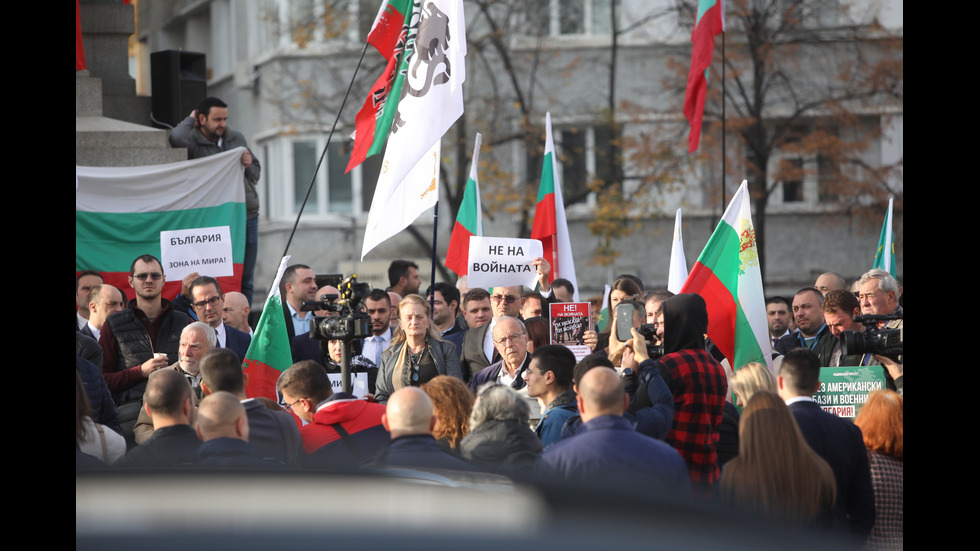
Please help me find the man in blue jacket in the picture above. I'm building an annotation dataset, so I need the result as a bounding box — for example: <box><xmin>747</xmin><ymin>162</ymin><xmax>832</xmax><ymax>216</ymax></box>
<box><xmin>534</xmin><ymin>367</ymin><xmax>689</xmax><ymax>495</ymax></box>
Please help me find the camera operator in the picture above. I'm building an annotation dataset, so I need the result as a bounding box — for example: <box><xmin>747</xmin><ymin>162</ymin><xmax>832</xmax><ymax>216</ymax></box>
<box><xmin>815</xmin><ymin>290</ymin><xmax>868</xmax><ymax>367</ymax></box>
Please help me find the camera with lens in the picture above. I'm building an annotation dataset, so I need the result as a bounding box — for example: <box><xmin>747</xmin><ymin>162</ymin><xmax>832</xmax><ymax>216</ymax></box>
<box><xmin>840</xmin><ymin>313</ymin><xmax>903</xmax><ymax>359</ymax></box>
<box><xmin>637</xmin><ymin>323</ymin><xmax>665</xmax><ymax>360</ymax></box>
<box><xmin>302</xmin><ymin>274</ymin><xmax>372</xmax><ymax>342</ymax></box>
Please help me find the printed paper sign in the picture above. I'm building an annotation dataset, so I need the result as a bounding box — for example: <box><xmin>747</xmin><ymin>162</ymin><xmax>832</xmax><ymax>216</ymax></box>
<box><xmin>327</xmin><ymin>372</ymin><xmax>369</xmax><ymax>399</ymax></box>
<box><xmin>550</xmin><ymin>302</ymin><xmax>592</xmax><ymax>361</ymax></box>
<box><xmin>467</xmin><ymin>236</ymin><xmax>543</xmax><ymax>289</ymax></box>
<box><xmin>160</xmin><ymin>226</ymin><xmax>234</xmax><ymax>280</ymax></box>
<box><xmin>813</xmin><ymin>365</ymin><xmax>887</xmax><ymax>419</ymax></box>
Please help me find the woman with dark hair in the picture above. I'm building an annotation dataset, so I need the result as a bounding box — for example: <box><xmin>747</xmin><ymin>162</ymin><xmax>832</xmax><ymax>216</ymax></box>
<box><xmin>421</xmin><ymin>375</ymin><xmax>474</xmax><ymax>450</ymax></box>
<box><xmin>854</xmin><ymin>390</ymin><xmax>903</xmax><ymax>550</ymax></box>
<box><xmin>375</xmin><ymin>294</ymin><xmax>462</xmax><ymax>404</ymax></box>
<box><xmin>76</xmin><ymin>371</ymin><xmax>126</xmax><ymax>465</ymax></box>
<box><xmin>523</xmin><ymin>316</ymin><xmax>549</xmax><ymax>353</ymax></box>
<box><xmin>597</xmin><ymin>277</ymin><xmax>644</xmax><ymax>359</ymax></box>
<box><xmin>721</xmin><ymin>391</ymin><xmax>836</xmax><ymax>527</ymax></box>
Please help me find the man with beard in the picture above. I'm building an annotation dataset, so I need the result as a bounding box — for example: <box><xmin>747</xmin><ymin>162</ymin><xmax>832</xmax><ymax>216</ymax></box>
<box><xmin>133</xmin><ymin>322</ymin><xmax>215</xmax><ymax>444</ymax></box>
<box><xmin>99</xmin><ymin>254</ymin><xmax>191</xmax><ymax>446</ymax></box>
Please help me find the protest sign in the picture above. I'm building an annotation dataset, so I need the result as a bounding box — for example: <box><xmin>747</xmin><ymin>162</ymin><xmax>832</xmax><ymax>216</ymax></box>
<box><xmin>160</xmin><ymin>226</ymin><xmax>234</xmax><ymax>280</ymax></box>
<box><xmin>467</xmin><ymin>236</ymin><xmax>543</xmax><ymax>289</ymax></box>
<box><xmin>550</xmin><ymin>302</ymin><xmax>592</xmax><ymax>361</ymax></box>
<box><xmin>813</xmin><ymin>365</ymin><xmax>887</xmax><ymax>419</ymax></box>
<box><xmin>327</xmin><ymin>372</ymin><xmax>369</xmax><ymax>399</ymax></box>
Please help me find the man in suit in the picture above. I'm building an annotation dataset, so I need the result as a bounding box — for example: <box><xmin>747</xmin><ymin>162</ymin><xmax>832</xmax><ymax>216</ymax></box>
<box><xmin>360</xmin><ymin>289</ymin><xmax>394</xmax><ymax>368</ymax></box>
<box><xmin>468</xmin><ymin>316</ymin><xmax>530</xmax><ymax>392</ymax></box>
<box><xmin>200</xmin><ymin>348</ymin><xmax>302</xmax><ymax>466</ymax></box>
<box><xmin>76</xmin><ymin>270</ymin><xmax>104</xmax><ymax>331</ymax></box>
<box><xmin>188</xmin><ymin>276</ymin><xmax>251</xmax><ymax>362</ymax></box>
<box><xmin>778</xmin><ymin>348</ymin><xmax>875</xmax><ymax>543</ymax></box>
<box><xmin>459</xmin><ymin>285</ymin><xmax>525</xmax><ymax>382</ymax></box>
<box><xmin>80</xmin><ymin>284</ymin><xmax>125</xmax><ymax>342</ymax></box>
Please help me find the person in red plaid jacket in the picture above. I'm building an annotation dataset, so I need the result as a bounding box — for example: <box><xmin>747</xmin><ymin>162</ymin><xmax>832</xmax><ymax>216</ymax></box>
<box><xmin>651</xmin><ymin>293</ymin><xmax>728</xmax><ymax>498</ymax></box>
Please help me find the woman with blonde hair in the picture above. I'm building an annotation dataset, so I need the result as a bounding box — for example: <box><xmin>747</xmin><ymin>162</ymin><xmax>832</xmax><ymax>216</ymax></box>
<box><xmin>721</xmin><ymin>391</ymin><xmax>836</xmax><ymax>527</ymax></box>
<box><xmin>374</xmin><ymin>294</ymin><xmax>462</xmax><ymax>403</ymax></box>
<box><xmin>421</xmin><ymin>375</ymin><xmax>474</xmax><ymax>450</ymax></box>
<box><xmin>730</xmin><ymin>362</ymin><xmax>777</xmax><ymax>407</ymax></box>
<box><xmin>854</xmin><ymin>389</ymin><xmax>903</xmax><ymax>550</ymax></box>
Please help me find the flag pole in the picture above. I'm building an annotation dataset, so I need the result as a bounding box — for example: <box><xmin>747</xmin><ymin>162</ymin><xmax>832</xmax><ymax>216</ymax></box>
<box><xmin>281</xmin><ymin>39</ymin><xmax>372</xmax><ymax>258</ymax></box>
<box><xmin>430</xmin><ymin>201</ymin><xmax>439</xmax><ymax>313</ymax></box>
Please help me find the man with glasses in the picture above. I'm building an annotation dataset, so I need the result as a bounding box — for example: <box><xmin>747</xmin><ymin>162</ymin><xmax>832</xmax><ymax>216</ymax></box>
<box><xmin>99</xmin><ymin>254</ymin><xmax>191</xmax><ymax>445</ymax></box>
<box><xmin>469</xmin><ymin>316</ymin><xmax>531</xmax><ymax>392</ymax></box>
<box><xmin>459</xmin><ymin>285</ymin><xmax>525</xmax><ymax>382</ymax></box>
<box><xmin>278</xmin><ymin>360</ymin><xmax>389</xmax><ymax>470</ymax></box>
<box><xmin>187</xmin><ymin>276</ymin><xmax>251</xmax><ymax>362</ymax></box>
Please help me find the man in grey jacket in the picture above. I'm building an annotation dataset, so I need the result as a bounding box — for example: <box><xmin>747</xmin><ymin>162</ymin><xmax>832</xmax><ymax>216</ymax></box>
<box><xmin>169</xmin><ymin>97</ymin><xmax>261</xmax><ymax>306</ymax></box>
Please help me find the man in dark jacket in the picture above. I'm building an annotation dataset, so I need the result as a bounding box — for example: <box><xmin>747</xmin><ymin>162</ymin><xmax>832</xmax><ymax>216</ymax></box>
<box><xmin>115</xmin><ymin>369</ymin><xmax>200</xmax><ymax>468</ymax></box>
<box><xmin>779</xmin><ymin>348</ymin><xmax>875</xmax><ymax>543</ymax></box>
<box><xmin>534</xmin><ymin>368</ymin><xmax>689</xmax><ymax>495</ymax></box>
<box><xmin>99</xmin><ymin>254</ymin><xmax>190</xmax><ymax>447</ymax></box>
<box><xmin>374</xmin><ymin>387</ymin><xmax>476</xmax><ymax>471</ymax></box>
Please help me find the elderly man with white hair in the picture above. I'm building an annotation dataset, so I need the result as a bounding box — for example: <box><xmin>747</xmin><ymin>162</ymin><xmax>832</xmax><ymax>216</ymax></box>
<box><xmin>133</xmin><ymin>322</ymin><xmax>216</xmax><ymax>444</ymax></box>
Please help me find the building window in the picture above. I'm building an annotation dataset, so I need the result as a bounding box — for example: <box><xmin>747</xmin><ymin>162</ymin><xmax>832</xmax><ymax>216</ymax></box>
<box><xmin>264</xmin><ymin>135</ymin><xmax>380</xmax><ymax>220</ymax></box>
<box><xmin>529</xmin><ymin>0</ymin><xmax>618</xmax><ymax>37</ymax></box>
<box><xmin>281</xmin><ymin>0</ymin><xmax>360</xmax><ymax>48</ymax></box>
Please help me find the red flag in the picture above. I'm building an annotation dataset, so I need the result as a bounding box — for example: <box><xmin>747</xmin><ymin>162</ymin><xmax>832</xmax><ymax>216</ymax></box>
<box><xmin>684</xmin><ymin>0</ymin><xmax>724</xmax><ymax>153</ymax></box>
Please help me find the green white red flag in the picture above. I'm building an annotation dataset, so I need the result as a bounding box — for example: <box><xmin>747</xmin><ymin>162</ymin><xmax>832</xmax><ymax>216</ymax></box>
<box><xmin>681</xmin><ymin>180</ymin><xmax>771</xmax><ymax>370</ymax></box>
<box><xmin>346</xmin><ymin>0</ymin><xmax>415</xmax><ymax>173</ymax></box>
<box><xmin>361</xmin><ymin>0</ymin><xmax>467</xmax><ymax>259</ymax></box>
<box><xmin>684</xmin><ymin>0</ymin><xmax>724</xmax><ymax>153</ymax></box>
<box><xmin>75</xmin><ymin>148</ymin><xmax>247</xmax><ymax>300</ymax></box>
<box><xmin>872</xmin><ymin>196</ymin><xmax>896</xmax><ymax>277</ymax></box>
<box><xmin>445</xmin><ymin>132</ymin><xmax>484</xmax><ymax>276</ymax></box>
<box><xmin>243</xmin><ymin>256</ymin><xmax>293</xmax><ymax>400</ymax></box>
<box><xmin>531</xmin><ymin>112</ymin><xmax>579</xmax><ymax>300</ymax></box>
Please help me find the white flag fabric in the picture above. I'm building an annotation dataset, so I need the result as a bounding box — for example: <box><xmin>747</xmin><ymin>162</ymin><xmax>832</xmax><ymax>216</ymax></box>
<box><xmin>361</xmin><ymin>0</ymin><xmax>467</xmax><ymax>259</ymax></box>
<box><xmin>667</xmin><ymin>208</ymin><xmax>689</xmax><ymax>293</ymax></box>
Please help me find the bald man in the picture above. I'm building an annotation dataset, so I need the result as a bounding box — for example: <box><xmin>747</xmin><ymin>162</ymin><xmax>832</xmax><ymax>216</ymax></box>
<box><xmin>194</xmin><ymin>391</ymin><xmax>282</xmax><ymax>468</ymax></box>
<box><xmin>815</xmin><ymin>272</ymin><xmax>847</xmax><ymax>297</ymax></box>
<box><xmin>221</xmin><ymin>291</ymin><xmax>252</xmax><ymax>335</ymax></box>
<box><xmin>82</xmin><ymin>285</ymin><xmax>125</xmax><ymax>342</ymax></box>
<box><xmin>534</xmin><ymin>368</ymin><xmax>690</xmax><ymax>494</ymax></box>
<box><xmin>374</xmin><ymin>387</ymin><xmax>476</xmax><ymax>471</ymax></box>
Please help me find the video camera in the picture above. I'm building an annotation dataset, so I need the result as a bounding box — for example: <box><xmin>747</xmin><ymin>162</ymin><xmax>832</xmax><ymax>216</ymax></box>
<box><xmin>840</xmin><ymin>313</ymin><xmax>903</xmax><ymax>359</ymax></box>
<box><xmin>301</xmin><ymin>274</ymin><xmax>372</xmax><ymax>342</ymax></box>
<box><xmin>637</xmin><ymin>323</ymin><xmax>665</xmax><ymax>360</ymax></box>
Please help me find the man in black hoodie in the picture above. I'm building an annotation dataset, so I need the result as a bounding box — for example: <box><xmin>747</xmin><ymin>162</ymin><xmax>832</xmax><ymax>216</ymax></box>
<box><xmin>648</xmin><ymin>293</ymin><xmax>728</xmax><ymax>498</ymax></box>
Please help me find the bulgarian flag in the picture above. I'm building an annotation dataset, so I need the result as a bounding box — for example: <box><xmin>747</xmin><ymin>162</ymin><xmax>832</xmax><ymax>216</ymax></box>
<box><xmin>243</xmin><ymin>256</ymin><xmax>293</xmax><ymax>400</ymax></box>
<box><xmin>872</xmin><ymin>196</ymin><xmax>896</xmax><ymax>277</ymax></box>
<box><xmin>681</xmin><ymin>180</ymin><xmax>771</xmax><ymax>370</ymax></box>
<box><xmin>346</xmin><ymin>0</ymin><xmax>416</xmax><ymax>173</ymax></box>
<box><xmin>683</xmin><ymin>0</ymin><xmax>724</xmax><ymax>153</ymax></box>
<box><xmin>531</xmin><ymin>112</ymin><xmax>579</xmax><ymax>300</ymax></box>
<box><xmin>75</xmin><ymin>149</ymin><xmax>247</xmax><ymax>301</ymax></box>
<box><xmin>445</xmin><ymin>133</ymin><xmax>484</xmax><ymax>276</ymax></box>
